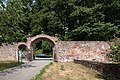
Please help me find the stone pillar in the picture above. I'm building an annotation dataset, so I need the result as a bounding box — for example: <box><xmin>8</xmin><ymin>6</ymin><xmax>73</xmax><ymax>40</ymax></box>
<box><xmin>27</xmin><ymin>37</ymin><xmax>33</xmax><ymax>61</ymax></box>
<box><xmin>53</xmin><ymin>45</ymin><xmax>58</xmax><ymax>62</ymax></box>
<box><xmin>27</xmin><ymin>48</ymin><xmax>32</xmax><ymax>61</ymax></box>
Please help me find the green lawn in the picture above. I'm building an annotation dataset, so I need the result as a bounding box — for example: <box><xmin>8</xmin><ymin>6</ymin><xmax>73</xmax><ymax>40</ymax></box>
<box><xmin>0</xmin><ymin>61</ymin><xmax>23</xmax><ymax>71</ymax></box>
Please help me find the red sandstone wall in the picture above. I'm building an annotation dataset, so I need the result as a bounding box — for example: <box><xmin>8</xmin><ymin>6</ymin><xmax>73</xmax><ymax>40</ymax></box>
<box><xmin>0</xmin><ymin>41</ymin><xmax>111</xmax><ymax>62</ymax></box>
<box><xmin>57</xmin><ymin>41</ymin><xmax>110</xmax><ymax>62</ymax></box>
<box><xmin>0</xmin><ymin>43</ymin><xmax>17</xmax><ymax>61</ymax></box>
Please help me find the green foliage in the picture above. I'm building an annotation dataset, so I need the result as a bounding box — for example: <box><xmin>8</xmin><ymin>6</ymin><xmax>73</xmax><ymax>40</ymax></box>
<box><xmin>34</xmin><ymin>49</ymin><xmax>43</xmax><ymax>55</ymax></box>
<box><xmin>42</xmin><ymin>41</ymin><xmax>53</xmax><ymax>56</ymax></box>
<box><xmin>0</xmin><ymin>1</ymin><xmax>28</xmax><ymax>42</ymax></box>
<box><xmin>108</xmin><ymin>44</ymin><xmax>120</xmax><ymax>62</ymax></box>
<box><xmin>0</xmin><ymin>0</ymin><xmax>120</xmax><ymax>43</ymax></box>
<box><xmin>72</xmin><ymin>22</ymin><xmax>118</xmax><ymax>40</ymax></box>
<box><xmin>33</xmin><ymin>40</ymin><xmax>53</xmax><ymax>57</ymax></box>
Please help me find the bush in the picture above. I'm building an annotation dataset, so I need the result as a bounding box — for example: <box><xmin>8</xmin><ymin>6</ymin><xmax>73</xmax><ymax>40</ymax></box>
<box><xmin>34</xmin><ymin>49</ymin><xmax>43</xmax><ymax>55</ymax></box>
<box><xmin>108</xmin><ymin>44</ymin><xmax>120</xmax><ymax>62</ymax></box>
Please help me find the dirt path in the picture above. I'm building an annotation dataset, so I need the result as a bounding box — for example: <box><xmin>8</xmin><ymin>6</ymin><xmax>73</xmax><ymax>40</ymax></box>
<box><xmin>0</xmin><ymin>60</ymin><xmax>52</xmax><ymax>80</ymax></box>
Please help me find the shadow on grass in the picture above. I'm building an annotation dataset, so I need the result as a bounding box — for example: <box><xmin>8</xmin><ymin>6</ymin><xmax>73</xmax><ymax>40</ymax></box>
<box><xmin>95</xmin><ymin>72</ymin><xmax>120</xmax><ymax>80</ymax></box>
<box><xmin>0</xmin><ymin>62</ymin><xmax>36</xmax><ymax>76</ymax></box>
<box><xmin>74</xmin><ymin>60</ymin><xmax>120</xmax><ymax>80</ymax></box>
<box><xmin>96</xmin><ymin>63</ymin><xmax>120</xmax><ymax>80</ymax></box>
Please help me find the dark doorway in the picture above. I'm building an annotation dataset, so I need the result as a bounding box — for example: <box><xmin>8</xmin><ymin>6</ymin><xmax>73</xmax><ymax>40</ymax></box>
<box><xmin>18</xmin><ymin>45</ymin><xmax>28</xmax><ymax>62</ymax></box>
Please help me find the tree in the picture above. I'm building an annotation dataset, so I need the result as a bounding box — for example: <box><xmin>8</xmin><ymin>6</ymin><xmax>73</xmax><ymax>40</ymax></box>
<box><xmin>0</xmin><ymin>0</ymin><xmax>33</xmax><ymax>42</ymax></box>
<box><xmin>0</xmin><ymin>0</ymin><xmax>119</xmax><ymax>43</ymax></box>
<box><xmin>42</xmin><ymin>40</ymin><xmax>53</xmax><ymax>57</ymax></box>
<box><xmin>67</xmin><ymin>0</ymin><xmax>120</xmax><ymax>40</ymax></box>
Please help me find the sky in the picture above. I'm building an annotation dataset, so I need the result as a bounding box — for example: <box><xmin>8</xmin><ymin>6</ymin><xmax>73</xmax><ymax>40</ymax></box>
<box><xmin>0</xmin><ymin>0</ymin><xmax>8</xmax><ymax>7</ymax></box>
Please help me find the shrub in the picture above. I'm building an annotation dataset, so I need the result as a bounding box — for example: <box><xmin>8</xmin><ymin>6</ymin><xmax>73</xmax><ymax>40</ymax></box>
<box><xmin>108</xmin><ymin>44</ymin><xmax>120</xmax><ymax>62</ymax></box>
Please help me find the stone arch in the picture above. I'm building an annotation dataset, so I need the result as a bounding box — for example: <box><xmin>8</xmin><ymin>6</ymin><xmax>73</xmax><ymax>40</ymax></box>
<box><xmin>27</xmin><ymin>34</ymin><xmax>59</xmax><ymax>61</ymax></box>
<box><xmin>17</xmin><ymin>42</ymin><xmax>28</xmax><ymax>62</ymax></box>
<box><xmin>17</xmin><ymin>42</ymin><xmax>27</xmax><ymax>48</ymax></box>
<box><xmin>29</xmin><ymin>34</ymin><xmax>58</xmax><ymax>45</ymax></box>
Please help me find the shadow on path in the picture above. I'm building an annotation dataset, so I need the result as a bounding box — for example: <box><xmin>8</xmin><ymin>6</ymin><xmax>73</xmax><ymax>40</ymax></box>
<box><xmin>0</xmin><ymin>63</ymin><xmax>36</xmax><ymax>76</ymax></box>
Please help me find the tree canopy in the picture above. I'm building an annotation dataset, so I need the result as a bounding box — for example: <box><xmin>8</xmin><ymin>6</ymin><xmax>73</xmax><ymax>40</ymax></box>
<box><xmin>0</xmin><ymin>0</ymin><xmax>120</xmax><ymax>43</ymax></box>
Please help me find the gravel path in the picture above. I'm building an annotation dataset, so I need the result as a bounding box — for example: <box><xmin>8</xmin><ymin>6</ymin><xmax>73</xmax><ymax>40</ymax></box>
<box><xmin>0</xmin><ymin>60</ymin><xmax>52</xmax><ymax>80</ymax></box>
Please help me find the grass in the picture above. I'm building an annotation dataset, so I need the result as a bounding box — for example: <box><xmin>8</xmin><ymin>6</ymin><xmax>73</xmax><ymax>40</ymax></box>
<box><xmin>34</xmin><ymin>62</ymin><xmax>53</xmax><ymax>80</ymax></box>
<box><xmin>34</xmin><ymin>62</ymin><xmax>104</xmax><ymax>80</ymax></box>
<box><xmin>0</xmin><ymin>61</ymin><xmax>23</xmax><ymax>71</ymax></box>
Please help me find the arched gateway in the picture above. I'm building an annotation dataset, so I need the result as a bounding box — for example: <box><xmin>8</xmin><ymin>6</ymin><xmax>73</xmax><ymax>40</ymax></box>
<box><xmin>17</xmin><ymin>34</ymin><xmax>59</xmax><ymax>61</ymax></box>
<box><xmin>0</xmin><ymin>33</ymin><xmax>110</xmax><ymax>62</ymax></box>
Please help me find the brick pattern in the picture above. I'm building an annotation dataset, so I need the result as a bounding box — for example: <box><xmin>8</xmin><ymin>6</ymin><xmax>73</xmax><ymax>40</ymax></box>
<box><xmin>0</xmin><ymin>43</ymin><xmax>17</xmax><ymax>61</ymax></box>
<box><xmin>57</xmin><ymin>41</ymin><xmax>110</xmax><ymax>62</ymax></box>
<box><xmin>28</xmin><ymin>34</ymin><xmax>58</xmax><ymax>45</ymax></box>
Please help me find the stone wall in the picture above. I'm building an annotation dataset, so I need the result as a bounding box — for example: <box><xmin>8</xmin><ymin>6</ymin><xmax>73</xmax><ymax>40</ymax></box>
<box><xmin>0</xmin><ymin>41</ymin><xmax>111</xmax><ymax>62</ymax></box>
<box><xmin>0</xmin><ymin>43</ymin><xmax>17</xmax><ymax>61</ymax></box>
<box><xmin>56</xmin><ymin>41</ymin><xmax>110</xmax><ymax>62</ymax></box>
<box><xmin>74</xmin><ymin>59</ymin><xmax>120</xmax><ymax>79</ymax></box>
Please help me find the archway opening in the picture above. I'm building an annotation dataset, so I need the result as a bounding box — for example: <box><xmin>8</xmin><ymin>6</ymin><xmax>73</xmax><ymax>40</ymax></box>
<box><xmin>18</xmin><ymin>44</ymin><xmax>28</xmax><ymax>62</ymax></box>
<box><xmin>31</xmin><ymin>38</ymin><xmax>55</xmax><ymax>60</ymax></box>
